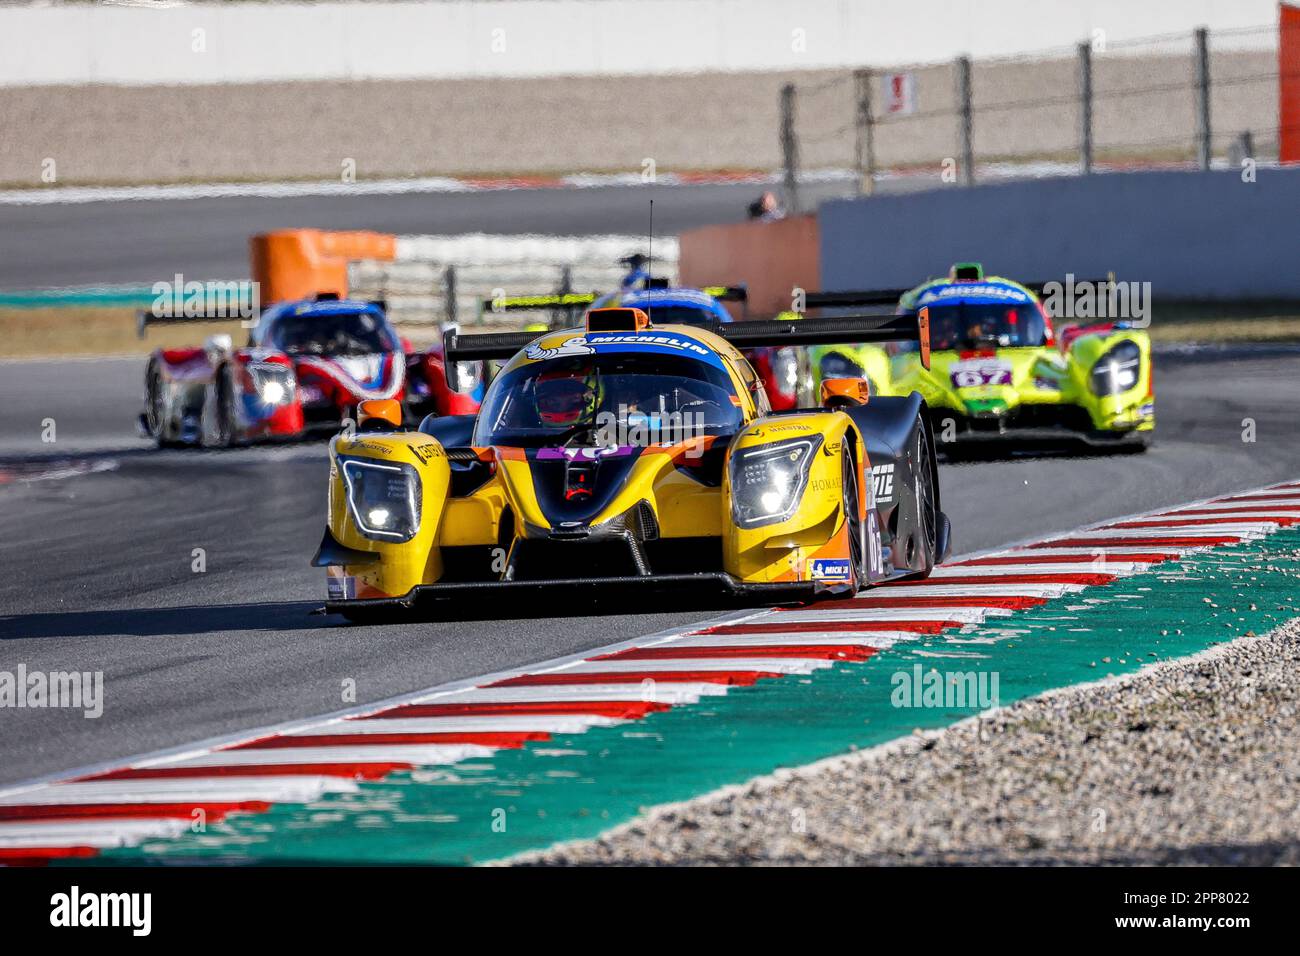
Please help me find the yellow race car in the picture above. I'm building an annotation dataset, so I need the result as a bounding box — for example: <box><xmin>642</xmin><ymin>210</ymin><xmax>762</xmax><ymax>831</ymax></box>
<box><xmin>312</xmin><ymin>306</ymin><xmax>950</xmax><ymax>619</ymax></box>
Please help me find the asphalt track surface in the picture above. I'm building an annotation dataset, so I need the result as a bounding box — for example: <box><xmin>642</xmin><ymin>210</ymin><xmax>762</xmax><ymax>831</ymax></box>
<box><xmin>0</xmin><ymin>180</ymin><xmax>857</xmax><ymax>290</ymax></box>
<box><xmin>0</xmin><ymin>351</ymin><xmax>1289</xmax><ymax>790</ymax></box>
<box><xmin>2</xmin><ymin>348</ymin><xmax>1299</xmax><ymax>787</ymax></box>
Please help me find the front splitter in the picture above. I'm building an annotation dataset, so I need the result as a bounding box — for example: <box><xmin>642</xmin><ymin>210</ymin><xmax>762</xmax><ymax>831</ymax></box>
<box><xmin>324</xmin><ymin>572</ymin><xmax>835</xmax><ymax>618</ymax></box>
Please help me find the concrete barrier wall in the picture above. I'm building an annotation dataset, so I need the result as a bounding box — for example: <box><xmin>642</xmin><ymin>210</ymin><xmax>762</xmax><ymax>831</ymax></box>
<box><xmin>818</xmin><ymin>167</ymin><xmax>1300</xmax><ymax>301</ymax></box>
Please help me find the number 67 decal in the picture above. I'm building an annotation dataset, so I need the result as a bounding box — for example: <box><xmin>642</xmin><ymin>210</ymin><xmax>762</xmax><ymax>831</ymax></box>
<box><xmin>951</xmin><ymin>360</ymin><xmax>1012</xmax><ymax>388</ymax></box>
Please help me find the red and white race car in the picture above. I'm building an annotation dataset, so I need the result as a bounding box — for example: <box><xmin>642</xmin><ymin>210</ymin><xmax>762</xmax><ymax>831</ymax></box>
<box><xmin>139</xmin><ymin>295</ymin><xmax>481</xmax><ymax>447</ymax></box>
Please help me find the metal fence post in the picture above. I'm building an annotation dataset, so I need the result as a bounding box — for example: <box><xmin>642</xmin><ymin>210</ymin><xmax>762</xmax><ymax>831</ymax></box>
<box><xmin>557</xmin><ymin>264</ymin><xmax>573</xmax><ymax>330</ymax></box>
<box><xmin>1078</xmin><ymin>41</ymin><xmax>1094</xmax><ymax>174</ymax></box>
<box><xmin>780</xmin><ymin>82</ymin><xmax>800</xmax><ymax>213</ymax></box>
<box><xmin>443</xmin><ymin>264</ymin><xmax>458</xmax><ymax>325</ymax></box>
<box><xmin>853</xmin><ymin>69</ymin><xmax>876</xmax><ymax>197</ymax></box>
<box><xmin>956</xmin><ymin>56</ymin><xmax>974</xmax><ymax>185</ymax></box>
<box><xmin>1195</xmin><ymin>26</ymin><xmax>1212</xmax><ymax>170</ymax></box>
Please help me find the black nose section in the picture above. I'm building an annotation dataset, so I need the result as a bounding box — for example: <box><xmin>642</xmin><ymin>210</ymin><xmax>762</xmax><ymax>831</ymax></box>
<box><xmin>528</xmin><ymin>449</ymin><xmax>644</xmax><ymax>529</ymax></box>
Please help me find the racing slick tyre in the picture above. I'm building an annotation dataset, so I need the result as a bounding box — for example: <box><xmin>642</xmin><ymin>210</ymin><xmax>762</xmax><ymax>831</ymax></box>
<box><xmin>212</xmin><ymin>364</ymin><xmax>239</xmax><ymax>448</ymax></box>
<box><xmin>910</xmin><ymin>413</ymin><xmax>940</xmax><ymax>580</ymax></box>
<box><xmin>843</xmin><ymin>448</ymin><xmax>868</xmax><ymax>593</ymax></box>
<box><xmin>144</xmin><ymin>360</ymin><xmax>176</xmax><ymax>448</ymax></box>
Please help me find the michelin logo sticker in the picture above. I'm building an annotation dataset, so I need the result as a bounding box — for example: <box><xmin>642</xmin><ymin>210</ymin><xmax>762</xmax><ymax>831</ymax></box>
<box><xmin>918</xmin><ymin>283</ymin><xmax>1031</xmax><ymax>305</ymax></box>
<box><xmin>811</xmin><ymin>558</ymin><xmax>852</xmax><ymax>581</ymax></box>
<box><xmin>587</xmin><ymin>333</ymin><xmax>711</xmax><ymax>357</ymax></box>
<box><xmin>525</xmin><ymin>337</ymin><xmax>595</xmax><ymax>361</ymax></box>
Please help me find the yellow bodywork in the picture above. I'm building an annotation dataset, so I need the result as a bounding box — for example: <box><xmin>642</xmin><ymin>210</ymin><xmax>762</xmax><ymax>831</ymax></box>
<box><xmin>324</xmin><ymin>324</ymin><xmax>868</xmax><ymax>600</ymax></box>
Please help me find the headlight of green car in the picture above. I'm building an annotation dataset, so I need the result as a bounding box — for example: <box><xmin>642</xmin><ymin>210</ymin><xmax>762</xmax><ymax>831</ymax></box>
<box><xmin>1089</xmin><ymin>341</ymin><xmax>1142</xmax><ymax>396</ymax></box>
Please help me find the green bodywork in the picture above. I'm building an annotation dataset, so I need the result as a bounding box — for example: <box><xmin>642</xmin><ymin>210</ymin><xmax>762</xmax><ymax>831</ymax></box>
<box><xmin>810</xmin><ymin>275</ymin><xmax>1154</xmax><ymax>445</ymax></box>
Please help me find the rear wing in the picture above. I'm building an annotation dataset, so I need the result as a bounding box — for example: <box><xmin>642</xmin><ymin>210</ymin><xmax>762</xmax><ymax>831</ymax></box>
<box><xmin>802</xmin><ymin>289</ymin><xmax>909</xmax><ymax>310</ymax></box>
<box><xmin>135</xmin><ymin>309</ymin><xmax>256</xmax><ymax>338</ymax></box>
<box><xmin>479</xmin><ymin>284</ymin><xmax>745</xmax><ymax>312</ymax></box>
<box><xmin>715</xmin><ymin>310</ymin><xmax>930</xmax><ymax>369</ymax></box>
<box><xmin>702</xmin><ymin>285</ymin><xmax>748</xmax><ymax>303</ymax></box>
<box><xmin>805</xmin><ymin>277</ymin><xmax>1118</xmax><ymax>309</ymax></box>
<box><xmin>446</xmin><ymin>308</ymin><xmax>933</xmax><ymax>370</ymax></box>
<box><xmin>479</xmin><ymin>292</ymin><xmax>600</xmax><ymax>313</ymax></box>
<box><xmin>134</xmin><ymin>292</ymin><xmax>390</xmax><ymax>338</ymax></box>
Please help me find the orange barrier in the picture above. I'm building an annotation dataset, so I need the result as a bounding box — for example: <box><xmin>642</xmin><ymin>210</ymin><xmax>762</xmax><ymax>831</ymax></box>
<box><xmin>249</xmin><ymin>229</ymin><xmax>397</xmax><ymax>304</ymax></box>
<box><xmin>678</xmin><ymin>215</ymin><xmax>820</xmax><ymax>319</ymax></box>
<box><xmin>1282</xmin><ymin>2</ymin><xmax>1300</xmax><ymax>163</ymax></box>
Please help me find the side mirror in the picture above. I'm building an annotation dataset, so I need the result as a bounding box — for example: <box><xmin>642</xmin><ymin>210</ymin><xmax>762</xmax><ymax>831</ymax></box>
<box><xmin>357</xmin><ymin>398</ymin><xmax>403</xmax><ymax>432</ymax></box>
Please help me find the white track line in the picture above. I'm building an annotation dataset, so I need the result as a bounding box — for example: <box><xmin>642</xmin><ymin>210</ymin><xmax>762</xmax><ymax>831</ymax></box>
<box><xmin>449</xmin><ymin>685</ymin><xmax>727</xmax><ymax>704</ymax></box>
<box><xmin>773</xmin><ymin>607</ymin><xmax>1005</xmax><ymax>623</ymax></box>
<box><xmin>926</xmin><ymin>562</ymin><xmax>1149</xmax><ymax>576</ymax></box>
<box><xmin>0</xmin><ymin>777</ymin><xmax>359</xmax><ymax>805</ymax></box>
<box><xmin>0</xmin><ymin>820</ymin><xmax>192</xmax><ymax>849</ymax></box>
<box><xmin>663</xmin><ymin>632</ymin><xmax>906</xmax><ymax>648</ymax></box>
<box><xmin>325</xmin><ymin>716</ymin><xmax>626</xmax><ymax>734</ymax></box>
<box><xmin>163</xmin><ymin>745</ymin><xmax>495</xmax><ymax>768</ymax></box>
<box><xmin>553</xmin><ymin>658</ymin><xmax>835</xmax><ymax>676</ymax></box>
<box><xmin>985</xmin><ymin>547</ymin><xmax>1187</xmax><ymax>559</ymax></box>
<box><xmin>864</xmin><ymin>583</ymin><xmax>1084</xmax><ymax>597</ymax></box>
<box><xmin>1041</xmin><ymin>526</ymin><xmax>1266</xmax><ymax>540</ymax></box>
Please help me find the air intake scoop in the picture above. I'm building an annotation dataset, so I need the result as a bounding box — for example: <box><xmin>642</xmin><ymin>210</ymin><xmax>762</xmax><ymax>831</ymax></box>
<box><xmin>586</xmin><ymin>307</ymin><xmax>651</xmax><ymax>333</ymax></box>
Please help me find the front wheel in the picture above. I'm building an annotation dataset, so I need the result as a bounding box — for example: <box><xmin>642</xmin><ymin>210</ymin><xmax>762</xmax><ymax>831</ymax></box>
<box><xmin>842</xmin><ymin>449</ymin><xmax>868</xmax><ymax>592</ymax></box>
<box><xmin>145</xmin><ymin>361</ymin><xmax>169</xmax><ymax>446</ymax></box>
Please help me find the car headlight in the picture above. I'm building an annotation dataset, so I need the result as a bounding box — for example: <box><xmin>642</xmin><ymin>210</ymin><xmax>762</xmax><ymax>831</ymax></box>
<box><xmin>340</xmin><ymin>457</ymin><xmax>422</xmax><ymax>542</ymax></box>
<box><xmin>729</xmin><ymin>435</ymin><xmax>822</xmax><ymax>528</ymax></box>
<box><xmin>1090</xmin><ymin>341</ymin><xmax>1142</xmax><ymax>395</ymax></box>
<box><xmin>820</xmin><ymin>351</ymin><xmax>864</xmax><ymax>381</ymax></box>
<box><xmin>246</xmin><ymin>362</ymin><xmax>295</xmax><ymax>406</ymax></box>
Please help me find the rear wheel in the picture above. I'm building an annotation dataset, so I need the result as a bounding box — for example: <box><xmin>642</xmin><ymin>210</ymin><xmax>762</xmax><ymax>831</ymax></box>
<box><xmin>912</xmin><ymin>416</ymin><xmax>939</xmax><ymax>577</ymax></box>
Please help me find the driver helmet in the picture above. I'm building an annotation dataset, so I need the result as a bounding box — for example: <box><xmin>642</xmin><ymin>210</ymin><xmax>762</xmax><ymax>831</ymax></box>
<box><xmin>534</xmin><ymin>363</ymin><xmax>603</xmax><ymax>427</ymax></box>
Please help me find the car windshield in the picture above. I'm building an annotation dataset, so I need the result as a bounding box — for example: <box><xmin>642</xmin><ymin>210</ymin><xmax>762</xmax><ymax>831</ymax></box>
<box><xmin>926</xmin><ymin>302</ymin><xmax>1046</xmax><ymax>350</ymax></box>
<box><xmin>271</xmin><ymin>310</ymin><xmax>396</xmax><ymax>357</ymax></box>
<box><xmin>474</xmin><ymin>352</ymin><xmax>743</xmax><ymax>448</ymax></box>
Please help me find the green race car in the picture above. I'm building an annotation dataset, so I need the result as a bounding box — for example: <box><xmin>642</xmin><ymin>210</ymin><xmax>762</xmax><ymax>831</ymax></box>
<box><xmin>808</xmin><ymin>264</ymin><xmax>1154</xmax><ymax>453</ymax></box>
